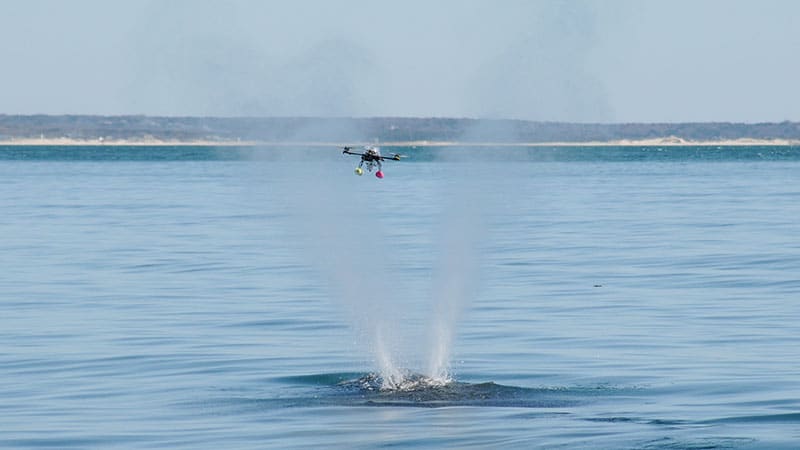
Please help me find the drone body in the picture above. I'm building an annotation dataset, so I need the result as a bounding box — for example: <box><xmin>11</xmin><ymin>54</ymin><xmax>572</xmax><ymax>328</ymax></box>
<box><xmin>341</xmin><ymin>146</ymin><xmax>403</xmax><ymax>178</ymax></box>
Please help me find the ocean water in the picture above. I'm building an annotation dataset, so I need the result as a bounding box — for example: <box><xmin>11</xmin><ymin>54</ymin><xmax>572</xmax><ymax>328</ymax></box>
<box><xmin>1</xmin><ymin>145</ymin><xmax>799</xmax><ymax>449</ymax></box>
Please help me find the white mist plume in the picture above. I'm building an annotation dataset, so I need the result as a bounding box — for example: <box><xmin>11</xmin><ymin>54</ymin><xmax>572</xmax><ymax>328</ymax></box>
<box><xmin>427</xmin><ymin>206</ymin><xmax>482</xmax><ymax>381</ymax></box>
<box><xmin>256</xmin><ymin>145</ymin><xmax>488</xmax><ymax>389</ymax></box>
<box><xmin>264</xmin><ymin>152</ymin><xmax>407</xmax><ymax>384</ymax></box>
<box><xmin>424</xmin><ymin>151</ymin><xmax>488</xmax><ymax>382</ymax></box>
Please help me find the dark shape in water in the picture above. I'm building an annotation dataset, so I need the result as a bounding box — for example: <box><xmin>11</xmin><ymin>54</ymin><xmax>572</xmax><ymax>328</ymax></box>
<box><xmin>228</xmin><ymin>373</ymin><xmax>631</xmax><ymax>412</ymax></box>
<box><xmin>332</xmin><ymin>373</ymin><xmax>585</xmax><ymax>408</ymax></box>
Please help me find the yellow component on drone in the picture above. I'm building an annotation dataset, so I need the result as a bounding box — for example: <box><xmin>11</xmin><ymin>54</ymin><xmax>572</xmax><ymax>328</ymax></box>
<box><xmin>354</xmin><ymin>167</ymin><xmax>364</xmax><ymax>176</ymax></box>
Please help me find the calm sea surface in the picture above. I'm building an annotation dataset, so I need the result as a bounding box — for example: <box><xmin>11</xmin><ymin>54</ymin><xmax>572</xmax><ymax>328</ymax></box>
<box><xmin>1</xmin><ymin>145</ymin><xmax>799</xmax><ymax>449</ymax></box>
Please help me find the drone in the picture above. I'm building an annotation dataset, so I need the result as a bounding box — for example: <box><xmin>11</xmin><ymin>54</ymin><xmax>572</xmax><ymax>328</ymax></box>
<box><xmin>341</xmin><ymin>145</ymin><xmax>403</xmax><ymax>178</ymax></box>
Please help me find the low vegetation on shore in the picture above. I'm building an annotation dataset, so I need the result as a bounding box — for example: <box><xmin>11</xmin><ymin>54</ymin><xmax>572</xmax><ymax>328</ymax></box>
<box><xmin>1</xmin><ymin>115</ymin><xmax>799</xmax><ymax>145</ymax></box>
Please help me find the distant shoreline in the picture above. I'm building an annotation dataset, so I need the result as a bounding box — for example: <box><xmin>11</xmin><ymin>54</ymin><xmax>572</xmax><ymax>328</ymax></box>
<box><xmin>1</xmin><ymin>137</ymin><xmax>799</xmax><ymax>147</ymax></box>
<box><xmin>3</xmin><ymin>116</ymin><xmax>800</xmax><ymax>146</ymax></box>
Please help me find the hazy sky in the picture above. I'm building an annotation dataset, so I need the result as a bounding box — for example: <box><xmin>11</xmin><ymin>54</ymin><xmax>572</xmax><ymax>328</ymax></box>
<box><xmin>1</xmin><ymin>0</ymin><xmax>798</xmax><ymax>122</ymax></box>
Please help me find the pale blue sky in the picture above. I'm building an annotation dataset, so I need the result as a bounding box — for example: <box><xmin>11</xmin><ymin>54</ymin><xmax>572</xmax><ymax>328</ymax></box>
<box><xmin>1</xmin><ymin>0</ymin><xmax>798</xmax><ymax>122</ymax></box>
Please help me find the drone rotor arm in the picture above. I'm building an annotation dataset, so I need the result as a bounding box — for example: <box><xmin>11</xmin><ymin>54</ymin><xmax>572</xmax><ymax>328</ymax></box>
<box><xmin>342</xmin><ymin>148</ymin><xmax>366</xmax><ymax>157</ymax></box>
<box><xmin>379</xmin><ymin>154</ymin><xmax>404</xmax><ymax>161</ymax></box>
